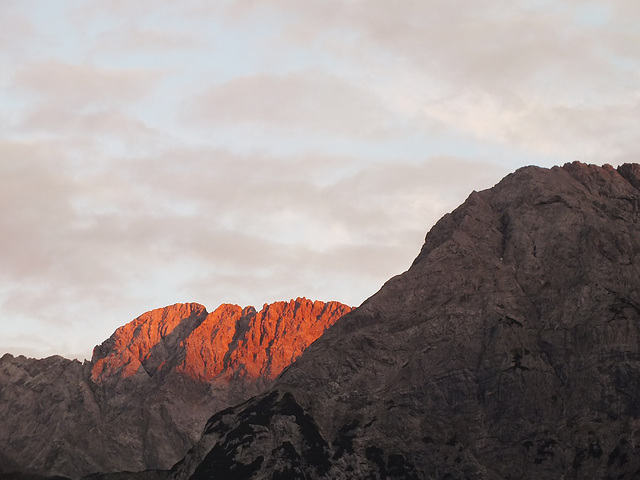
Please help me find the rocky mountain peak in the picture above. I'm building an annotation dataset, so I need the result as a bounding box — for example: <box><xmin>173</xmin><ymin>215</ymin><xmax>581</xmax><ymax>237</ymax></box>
<box><xmin>91</xmin><ymin>302</ymin><xmax>208</xmax><ymax>382</ymax></box>
<box><xmin>90</xmin><ymin>298</ymin><xmax>352</xmax><ymax>386</ymax></box>
<box><xmin>170</xmin><ymin>162</ymin><xmax>640</xmax><ymax>479</ymax></box>
<box><xmin>9</xmin><ymin>161</ymin><xmax>640</xmax><ymax>479</ymax></box>
<box><xmin>222</xmin><ymin>297</ymin><xmax>353</xmax><ymax>380</ymax></box>
<box><xmin>1</xmin><ymin>298</ymin><xmax>351</xmax><ymax>478</ymax></box>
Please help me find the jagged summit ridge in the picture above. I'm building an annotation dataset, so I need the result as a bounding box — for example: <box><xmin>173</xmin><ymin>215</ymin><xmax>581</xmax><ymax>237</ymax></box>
<box><xmin>177</xmin><ymin>299</ymin><xmax>351</xmax><ymax>381</ymax></box>
<box><xmin>91</xmin><ymin>298</ymin><xmax>352</xmax><ymax>384</ymax></box>
<box><xmin>171</xmin><ymin>162</ymin><xmax>640</xmax><ymax>479</ymax></box>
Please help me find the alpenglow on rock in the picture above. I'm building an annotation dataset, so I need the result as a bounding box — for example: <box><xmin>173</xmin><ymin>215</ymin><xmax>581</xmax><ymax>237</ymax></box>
<box><xmin>91</xmin><ymin>298</ymin><xmax>350</xmax><ymax>384</ymax></box>
<box><xmin>0</xmin><ymin>298</ymin><xmax>351</xmax><ymax>479</ymax></box>
<box><xmin>170</xmin><ymin>163</ymin><xmax>640</xmax><ymax>479</ymax></box>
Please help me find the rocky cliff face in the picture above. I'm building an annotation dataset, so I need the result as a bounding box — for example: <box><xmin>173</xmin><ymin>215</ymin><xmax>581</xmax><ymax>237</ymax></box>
<box><xmin>91</xmin><ymin>303</ymin><xmax>209</xmax><ymax>383</ymax></box>
<box><xmin>170</xmin><ymin>163</ymin><xmax>640</xmax><ymax>479</ymax></box>
<box><xmin>90</xmin><ymin>299</ymin><xmax>350</xmax><ymax>385</ymax></box>
<box><xmin>176</xmin><ymin>300</ymin><xmax>349</xmax><ymax>382</ymax></box>
<box><xmin>0</xmin><ymin>298</ymin><xmax>351</xmax><ymax>479</ymax></box>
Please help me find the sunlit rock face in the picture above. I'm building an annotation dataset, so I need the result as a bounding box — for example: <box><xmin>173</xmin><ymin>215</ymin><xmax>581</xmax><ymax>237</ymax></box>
<box><xmin>172</xmin><ymin>163</ymin><xmax>640</xmax><ymax>480</ymax></box>
<box><xmin>91</xmin><ymin>303</ymin><xmax>209</xmax><ymax>383</ymax></box>
<box><xmin>91</xmin><ymin>299</ymin><xmax>351</xmax><ymax>384</ymax></box>
<box><xmin>0</xmin><ymin>298</ymin><xmax>351</xmax><ymax>479</ymax></box>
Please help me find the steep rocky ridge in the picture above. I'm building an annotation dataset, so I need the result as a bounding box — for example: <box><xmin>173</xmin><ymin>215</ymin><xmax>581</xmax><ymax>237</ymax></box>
<box><xmin>91</xmin><ymin>303</ymin><xmax>209</xmax><ymax>382</ymax></box>
<box><xmin>0</xmin><ymin>298</ymin><xmax>351</xmax><ymax>479</ymax></box>
<box><xmin>171</xmin><ymin>163</ymin><xmax>640</xmax><ymax>479</ymax></box>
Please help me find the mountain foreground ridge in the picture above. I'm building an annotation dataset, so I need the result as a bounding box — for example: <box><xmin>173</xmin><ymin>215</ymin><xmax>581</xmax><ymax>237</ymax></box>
<box><xmin>168</xmin><ymin>162</ymin><xmax>640</xmax><ymax>479</ymax></box>
<box><xmin>0</xmin><ymin>298</ymin><xmax>352</xmax><ymax>478</ymax></box>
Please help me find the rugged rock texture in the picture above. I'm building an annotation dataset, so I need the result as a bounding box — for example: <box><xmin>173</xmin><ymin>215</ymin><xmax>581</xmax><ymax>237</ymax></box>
<box><xmin>91</xmin><ymin>303</ymin><xmax>209</xmax><ymax>382</ymax></box>
<box><xmin>0</xmin><ymin>354</ymin><xmax>93</xmax><ymax>478</ymax></box>
<box><xmin>91</xmin><ymin>300</ymin><xmax>349</xmax><ymax>385</ymax></box>
<box><xmin>175</xmin><ymin>300</ymin><xmax>349</xmax><ymax>382</ymax></box>
<box><xmin>0</xmin><ymin>298</ymin><xmax>351</xmax><ymax>479</ymax></box>
<box><xmin>171</xmin><ymin>163</ymin><xmax>640</xmax><ymax>479</ymax></box>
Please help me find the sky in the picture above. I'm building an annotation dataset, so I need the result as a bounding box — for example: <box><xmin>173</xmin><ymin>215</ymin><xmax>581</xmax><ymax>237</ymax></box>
<box><xmin>2</xmin><ymin>1</ymin><xmax>640</xmax><ymax>360</ymax></box>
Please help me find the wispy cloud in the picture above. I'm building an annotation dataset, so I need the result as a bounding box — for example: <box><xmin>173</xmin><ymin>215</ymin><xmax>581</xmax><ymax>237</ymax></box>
<box><xmin>14</xmin><ymin>61</ymin><xmax>161</xmax><ymax>108</ymax></box>
<box><xmin>185</xmin><ymin>71</ymin><xmax>400</xmax><ymax>138</ymax></box>
<box><xmin>93</xmin><ymin>26</ymin><xmax>204</xmax><ymax>53</ymax></box>
<box><xmin>1</xmin><ymin>0</ymin><xmax>638</xmax><ymax>359</ymax></box>
<box><xmin>221</xmin><ymin>0</ymin><xmax>640</xmax><ymax>159</ymax></box>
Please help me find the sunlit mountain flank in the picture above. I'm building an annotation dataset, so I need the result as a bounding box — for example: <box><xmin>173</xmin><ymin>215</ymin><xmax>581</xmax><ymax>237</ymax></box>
<box><xmin>0</xmin><ymin>299</ymin><xmax>351</xmax><ymax>477</ymax></box>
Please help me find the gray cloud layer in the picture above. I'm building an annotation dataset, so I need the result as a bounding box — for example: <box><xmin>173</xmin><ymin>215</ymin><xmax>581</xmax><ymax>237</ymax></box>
<box><xmin>1</xmin><ymin>0</ymin><xmax>637</xmax><ymax>358</ymax></box>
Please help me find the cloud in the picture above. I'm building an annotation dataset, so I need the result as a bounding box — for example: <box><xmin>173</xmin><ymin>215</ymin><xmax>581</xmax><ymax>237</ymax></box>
<box><xmin>20</xmin><ymin>106</ymin><xmax>160</xmax><ymax>141</ymax></box>
<box><xmin>4</xmin><ymin>0</ymin><xmax>638</xmax><ymax>360</ymax></box>
<box><xmin>0</xmin><ymin>4</ymin><xmax>36</xmax><ymax>52</ymax></box>
<box><xmin>185</xmin><ymin>70</ymin><xmax>400</xmax><ymax>138</ymax></box>
<box><xmin>254</xmin><ymin>1</ymin><xmax>616</xmax><ymax>89</ymax></box>
<box><xmin>0</xmin><ymin>130</ymin><xmax>506</xmax><ymax>358</ymax></box>
<box><xmin>8</xmin><ymin>59</ymin><xmax>168</xmax><ymax>155</ymax></box>
<box><xmin>13</xmin><ymin>60</ymin><xmax>161</xmax><ymax>109</ymax></box>
<box><xmin>220</xmin><ymin>0</ymin><xmax>640</xmax><ymax>160</ymax></box>
<box><xmin>92</xmin><ymin>25</ymin><xmax>204</xmax><ymax>53</ymax></box>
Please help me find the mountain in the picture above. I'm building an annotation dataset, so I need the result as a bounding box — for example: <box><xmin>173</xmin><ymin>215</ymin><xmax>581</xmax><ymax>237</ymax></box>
<box><xmin>0</xmin><ymin>298</ymin><xmax>351</xmax><ymax>479</ymax></box>
<box><xmin>170</xmin><ymin>162</ymin><xmax>640</xmax><ymax>479</ymax></box>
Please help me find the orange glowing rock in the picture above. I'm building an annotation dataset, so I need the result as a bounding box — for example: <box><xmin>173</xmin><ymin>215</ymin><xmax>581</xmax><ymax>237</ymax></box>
<box><xmin>91</xmin><ymin>302</ymin><xmax>208</xmax><ymax>382</ymax></box>
<box><xmin>91</xmin><ymin>298</ymin><xmax>352</xmax><ymax>384</ymax></box>
<box><xmin>175</xmin><ymin>303</ymin><xmax>255</xmax><ymax>381</ymax></box>
<box><xmin>225</xmin><ymin>298</ymin><xmax>352</xmax><ymax>380</ymax></box>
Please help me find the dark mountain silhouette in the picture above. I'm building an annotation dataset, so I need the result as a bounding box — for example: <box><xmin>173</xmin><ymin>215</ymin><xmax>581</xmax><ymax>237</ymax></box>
<box><xmin>0</xmin><ymin>299</ymin><xmax>351</xmax><ymax>479</ymax></box>
<box><xmin>169</xmin><ymin>162</ymin><xmax>640</xmax><ymax>479</ymax></box>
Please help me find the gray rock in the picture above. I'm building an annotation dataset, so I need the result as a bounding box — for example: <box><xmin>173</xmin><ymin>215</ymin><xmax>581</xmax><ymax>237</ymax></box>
<box><xmin>171</xmin><ymin>162</ymin><xmax>640</xmax><ymax>479</ymax></box>
<box><xmin>0</xmin><ymin>300</ymin><xmax>350</xmax><ymax>479</ymax></box>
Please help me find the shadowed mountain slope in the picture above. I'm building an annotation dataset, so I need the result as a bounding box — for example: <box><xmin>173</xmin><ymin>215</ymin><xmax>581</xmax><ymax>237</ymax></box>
<box><xmin>170</xmin><ymin>163</ymin><xmax>640</xmax><ymax>479</ymax></box>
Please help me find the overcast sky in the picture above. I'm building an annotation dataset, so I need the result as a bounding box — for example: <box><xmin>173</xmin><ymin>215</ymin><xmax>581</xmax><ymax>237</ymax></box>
<box><xmin>2</xmin><ymin>1</ymin><xmax>639</xmax><ymax>360</ymax></box>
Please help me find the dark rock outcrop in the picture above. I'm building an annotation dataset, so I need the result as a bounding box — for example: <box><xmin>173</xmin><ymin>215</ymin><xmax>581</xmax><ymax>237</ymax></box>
<box><xmin>171</xmin><ymin>163</ymin><xmax>640</xmax><ymax>479</ymax></box>
<box><xmin>0</xmin><ymin>299</ymin><xmax>351</xmax><ymax>479</ymax></box>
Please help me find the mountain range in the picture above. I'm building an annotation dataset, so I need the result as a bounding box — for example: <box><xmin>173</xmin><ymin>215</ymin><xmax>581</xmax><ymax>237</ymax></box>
<box><xmin>0</xmin><ymin>299</ymin><xmax>351</xmax><ymax>478</ymax></box>
<box><xmin>3</xmin><ymin>162</ymin><xmax>640</xmax><ymax>479</ymax></box>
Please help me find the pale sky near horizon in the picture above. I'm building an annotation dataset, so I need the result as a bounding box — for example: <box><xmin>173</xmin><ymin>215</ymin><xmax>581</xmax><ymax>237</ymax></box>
<box><xmin>2</xmin><ymin>1</ymin><xmax>640</xmax><ymax>360</ymax></box>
